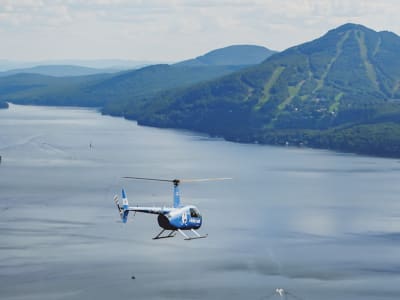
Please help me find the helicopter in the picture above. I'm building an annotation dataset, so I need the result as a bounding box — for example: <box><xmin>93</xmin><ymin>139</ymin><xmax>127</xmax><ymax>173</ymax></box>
<box><xmin>113</xmin><ymin>176</ymin><xmax>231</xmax><ymax>240</ymax></box>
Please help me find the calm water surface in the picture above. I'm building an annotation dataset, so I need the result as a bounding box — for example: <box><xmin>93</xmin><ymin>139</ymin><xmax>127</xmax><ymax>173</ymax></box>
<box><xmin>1</xmin><ymin>104</ymin><xmax>400</xmax><ymax>300</ymax></box>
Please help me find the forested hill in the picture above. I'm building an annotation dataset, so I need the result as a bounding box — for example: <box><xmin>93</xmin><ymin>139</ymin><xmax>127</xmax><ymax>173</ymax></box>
<box><xmin>98</xmin><ymin>64</ymin><xmax>245</xmax><ymax>116</ymax></box>
<box><xmin>136</xmin><ymin>23</ymin><xmax>400</xmax><ymax>157</ymax></box>
<box><xmin>103</xmin><ymin>45</ymin><xmax>275</xmax><ymax>116</ymax></box>
<box><xmin>176</xmin><ymin>45</ymin><xmax>276</xmax><ymax>66</ymax></box>
<box><xmin>0</xmin><ymin>65</ymin><xmax>243</xmax><ymax>109</ymax></box>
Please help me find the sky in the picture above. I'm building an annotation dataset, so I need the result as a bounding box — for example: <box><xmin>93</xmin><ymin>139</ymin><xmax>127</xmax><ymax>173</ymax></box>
<box><xmin>1</xmin><ymin>0</ymin><xmax>400</xmax><ymax>63</ymax></box>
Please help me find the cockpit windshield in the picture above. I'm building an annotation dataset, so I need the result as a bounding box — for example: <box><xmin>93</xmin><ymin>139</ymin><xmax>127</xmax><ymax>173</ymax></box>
<box><xmin>190</xmin><ymin>208</ymin><xmax>201</xmax><ymax>218</ymax></box>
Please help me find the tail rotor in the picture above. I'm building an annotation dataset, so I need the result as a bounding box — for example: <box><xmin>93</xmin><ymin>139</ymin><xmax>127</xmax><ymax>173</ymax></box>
<box><xmin>114</xmin><ymin>189</ymin><xmax>129</xmax><ymax>223</ymax></box>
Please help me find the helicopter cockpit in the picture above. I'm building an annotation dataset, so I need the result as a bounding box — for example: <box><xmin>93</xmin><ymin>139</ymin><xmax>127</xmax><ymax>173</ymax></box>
<box><xmin>190</xmin><ymin>208</ymin><xmax>201</xmax><ymax>218</ymax></box>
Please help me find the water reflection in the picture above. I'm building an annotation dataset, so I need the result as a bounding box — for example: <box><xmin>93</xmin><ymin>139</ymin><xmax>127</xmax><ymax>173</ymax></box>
<box><xmin>1</xmin><ymin>104</ymin><xmax>400</xmax><ymax>300</ymax></box>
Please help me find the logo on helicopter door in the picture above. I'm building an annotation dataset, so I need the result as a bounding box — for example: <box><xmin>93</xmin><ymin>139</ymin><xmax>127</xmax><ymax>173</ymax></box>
<box><xmin>182</xmin><ymin>212</ymin><xmax>188</xmax><ymax>224</ymax></box>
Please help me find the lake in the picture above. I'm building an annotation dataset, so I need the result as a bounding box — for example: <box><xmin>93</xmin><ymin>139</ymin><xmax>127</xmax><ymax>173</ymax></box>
<box><xmin>1</xmin><ymin>104</ymin><xmax>400</xmax><ymax>300</ymax></box>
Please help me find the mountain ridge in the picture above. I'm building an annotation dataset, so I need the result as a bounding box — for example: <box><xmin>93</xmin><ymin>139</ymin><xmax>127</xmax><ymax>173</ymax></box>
<box><xmin>176</xmin><ymin>44</ymin><xmax>276</xmax><ymax>66</ymax></box>
<box><xmin>134</xmin><ymin>23</ymin><xmax>400</xmax><ymax>157</ymax></box>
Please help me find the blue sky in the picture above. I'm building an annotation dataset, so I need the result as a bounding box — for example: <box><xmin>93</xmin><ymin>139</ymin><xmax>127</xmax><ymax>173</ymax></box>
<box><xmin>0</xmin><ymin>0</ymin><xmax>399</xmax><ymax>62</ymax></box>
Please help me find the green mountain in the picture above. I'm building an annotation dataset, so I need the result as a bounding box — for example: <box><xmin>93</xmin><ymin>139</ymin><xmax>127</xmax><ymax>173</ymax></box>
<box><xmin>136</xmin><ymin>24</ymin><xmax>400</xmax><ymax>157</ymax></box>
<box><xmin>176</xmin><ymin>45</ymin><xmax>276</xmax><ymax>66</ymax></box>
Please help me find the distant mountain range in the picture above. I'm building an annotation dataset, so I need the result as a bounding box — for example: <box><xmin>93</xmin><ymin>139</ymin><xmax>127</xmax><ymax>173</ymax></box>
<box><xmin>0</xmin><ymin>65</ymin><xmax>120</xmax><ymax>77</ymax></box>
<box><xmin>0</xmin><ymin>59</ymin><xmax>163</xmax><ymax>72</ymax></box>
<box><xmin>2</xmin><ymin>28</ymin><xmax>400</xmax><ymax>158</ymax></box>
<box><xmin>0</xmin><ymin>44</ymin><xmax>275</xmax><ymax>111</ymax></box>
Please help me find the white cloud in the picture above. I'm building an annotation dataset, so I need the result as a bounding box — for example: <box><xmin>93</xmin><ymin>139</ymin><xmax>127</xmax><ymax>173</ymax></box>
<box><xmin>0</xmin><ymin>0</ymin><xmax>400</xmax><ymax>61</ymax></box>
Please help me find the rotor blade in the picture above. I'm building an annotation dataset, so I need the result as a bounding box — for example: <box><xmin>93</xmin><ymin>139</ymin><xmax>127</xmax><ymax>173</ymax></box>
<box><xmin>180</xmin><ymin>177</ymin><xmax>232</xmax><ymax>183</ymax></box>
<box><xmin>122</xmin><ymin>176</ymin><xmax>232</xmax><ymax>183</ymax></box>
<box><xmin>122</xmin><ymin>176</ymin><xmax>174</xmax><ymax>183</ymax></box>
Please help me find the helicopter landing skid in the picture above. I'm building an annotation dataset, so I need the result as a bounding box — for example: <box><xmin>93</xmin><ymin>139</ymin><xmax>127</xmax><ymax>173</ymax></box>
<box><xmin>152</xmin><ymin>229</ymin><xmax>177</xmax><ymax>240</ymax></box>
<box><xmin>178</xmin><ymin>229</ymin><xmax>208</xmax><ymax>241</ymax></box>
<box><xmin>152</xmin><ymin>229</ymin><xmax>208</xmax><ymax>240</ymax></box>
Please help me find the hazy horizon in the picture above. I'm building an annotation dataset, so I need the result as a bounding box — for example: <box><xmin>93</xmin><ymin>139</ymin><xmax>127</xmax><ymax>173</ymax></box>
<box><xmin>0</xmin><ymin>43</ymin><xmax>269</xmax><ymax>71</ymax></box>
<box><xmin>0</xmin><ymin>58</ymin><xmax>168</xmax><ymax>72</ymax></box>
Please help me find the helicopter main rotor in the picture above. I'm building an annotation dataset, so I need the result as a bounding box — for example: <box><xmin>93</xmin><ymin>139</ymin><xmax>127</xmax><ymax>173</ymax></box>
<box><xmin>122</xmin><ymin>176</ymin><xmax>231</xmax><ymax>186</ymax></box>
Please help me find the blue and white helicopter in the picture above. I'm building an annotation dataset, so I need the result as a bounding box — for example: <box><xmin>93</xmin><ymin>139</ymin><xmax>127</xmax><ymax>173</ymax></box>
<box><xmin>113</xmin><ymin>176</ymin><xmax>231</xmax><ymax>240</ymax></box>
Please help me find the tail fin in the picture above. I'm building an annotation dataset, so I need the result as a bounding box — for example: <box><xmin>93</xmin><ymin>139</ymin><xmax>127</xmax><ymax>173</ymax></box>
<box><xmin>114</xmin><ymin>189</ymin><xmax>129</xmax><ymax>223</ymax></box>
